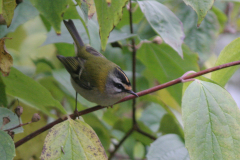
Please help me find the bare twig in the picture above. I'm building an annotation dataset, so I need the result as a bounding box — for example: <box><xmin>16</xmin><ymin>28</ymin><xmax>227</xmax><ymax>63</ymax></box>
<box><xmin>136</xmin><ymin>127</ymin><xmax>156</xmax><ymax>140</ymax></box>
<box><xmin>108</xmin><ymin>128</ymin><xmax>134</xmax><ymax>160</ymax></box>
<box><xmin>4</xmin><ymin>122</ymin><xmax>32</xmax><ymax>132</ymax></box>
<box><xmin>15</xmin><ymin>60</ymin><xmax>240</xmax><ymax>148</ymax></box>
<box><xmin>129</xmin><ymin>0</ymin><xmax>137</xmax><ymax>128</ymax></box>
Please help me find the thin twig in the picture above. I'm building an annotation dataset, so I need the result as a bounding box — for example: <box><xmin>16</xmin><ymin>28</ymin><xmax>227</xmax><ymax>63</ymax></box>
<box><xmin>136</xmin><ymin>127</ymin><xmax>156</xmax><ymax>140</ymax></box>
<box><xmin>108</xmin><ymin>128</ymin><xmax>134</xmax><ymax>160</ymax></box>
<box><xmin>119</xmin><ymin>60</ymin><xmax>240</xmax><ymax>102</ymax></box>
<box><xmin>15</xmin><ymin>60</ymin><xmax>240</xmax><ymax>148</ymax></box>
<box><xmin>4</xmin><ymin>122</ymin><xmax>32</xmax><ymax>132</ymax></box>
<box><xmin>129</xmin><ymin>0</ymin><xmax>137</xmax><ymax>128</ymax></box>
<box><xmin>7</xmin><ymin>99</ymin><xmax>17</xmax><ymax>109</ymax></box>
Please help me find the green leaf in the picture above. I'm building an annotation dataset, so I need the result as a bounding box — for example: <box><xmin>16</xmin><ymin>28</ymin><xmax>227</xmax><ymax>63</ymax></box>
<box><xmin>55</xmin><ymin>43</ymin><xmax>75</xmax><ymax>57</ymax></box>
<box><xmin>33</xmin><ymin>59</ymin><xmax>55</xmax><ymax>75</ymax></box>
<box><xmin>0</xmin><ymin>0</ymin><xmax>39</xmax><ymax>38</ymax></box>
<box><xmin>83</xmin><ymin>113</ymin><xmax>111</xmax><ymax>150</ymax></box>
<box><xmin>108</xmin><ymin>29</ymin><xmax>136</xmax><ymax>44</ymax></box>
<box><xmin>139</xmin><ymin>103</ymin><xmax>167</xmax><ymax>132</ymax></box>
<box><xmin>212</xmin><ymin>6</ymin><xmax>227</xmax><ymax>32</ymax></box>
<box><xmin>38</xmin><ymin>77</ymin><xmax>65</xmax><ymax>102</ymax></box>
<box><xmin>182</xmin><ymin>76</ymin><xmax>218</xmax><ymax>95</ymax></box>
<box><xmin>1</xmin><ymin>67</ymin><xmax>66</xmax><ymax>116</ymax></box>
<box><xmin>0</xmin><ymin>0</ymin><xmax>2</xmax><ymax>14</ymax></box>
<box><xmin>94</xmin><ymin>0</ymin><xmax>128</xmax><ymax>50</ymax></box>
<box><xmin>147</xmin><ymin>134</ymin><xmax>189</xmax><ymax>160</ymax></box>
<box><xmin>0</xmin><ymin>130</ymin><xmax>15</xmax><ymax>160</ymax></box>
<box><xmin>182</xmin><ymin>81</ymin><xmax>240</xmax><ymax>159</ymax></box>
<box><xmin>183</xmin><ymin>0</ymin><xmax>214</xmax><ymax>26</ymax></box>
<box><xmin>0</xmin><ymin>107</ymin><xmax>23</xmax><ymax>133</ymax></box>
<box><xmin>137</xmin><ymin>43</ymin><xmax>199</xmax><ymax>105</ymax></box>
<box><xmin>211</xmin><ymin>37</ymin><xmax>240</xmax><ymax>87</ymax></box>
<box><xmin>176</xmin><ymin>2</ymin><xmax>219</xmax><ymax>61</ymax></box>
<box><xmin>62</xmin><ymin>0</ymin><xmax>80</xmax><ymax>20</ymax></box>
<box><xmin>78</xmin><ymin>0</ymin><xmax>96</xmax><ymax>20</ymax></box>
<box><xmin>140</xmin><ymin>95</ymin><xmax>185</xmax><ymax>138</ymax></box>
<box><xmin>75</xmin><ymin>0</ymin><xmax>81</xmax><ymax>6</ymax></box>
<box><xmin>29</xmin><ymin>0</ymin><xmax>70</xmax><ymax>34</ymax></box>
<box><xmin>116</xmin><ymin>2</ymin><xmax>144</xmax><ymax>29</ymax></box>
<box><xmin>134</xmin><ymin>142</ymin><xmax>145</xmax><ymax>159</ymax></box>
<box><xmin>40</xmin><ymin>14</ymin><xmax>51</xmax><ymax>32</ymax></box>
<box><xmin>113</xmin><ymin>118</ymin><xmax>155</xmax><ymax>145</ymax></box>
<box><xmin>79</xmin><ymin>0</ymin><xmax>88</xmax><ymax>22</ymax></box>
<box><xmin>138</xmin><ymin>1</ymin><xmax>185</xmax><ymax>57</ymax></box>
<box><xmin>2</xmin><ymin>0</ymin><xmax>16</xmax><ymax>27</ymax></box>
<box><xmin>41</xmin><ymin>119</ymin><xmax>107</xmax><ymax>160</ymax></box>
<box><xmin>123</xmin><ymin>136</ymin><xmax>136</xmax><ymax>159</ymax></box>
<box><xmin>136</xmin><ymin>18</ymin><xmax>157</xmax><ymax>40</ymax></box>
<box><xmin>159</xmin><ymin>114</ymin><xmax>184</xmax><ymax>138</ymax></box>
<box><xmin>0</xmin><ymin>76</ymin><xmax>7</xmax><ymax>107</ymax></box>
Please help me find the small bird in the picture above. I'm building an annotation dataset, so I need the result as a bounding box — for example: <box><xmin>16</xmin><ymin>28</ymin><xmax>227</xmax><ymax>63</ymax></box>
<box><xmin>57</xmin><ymin>20</ymin><xmax>138</xmax><ymax>113</ymax></box>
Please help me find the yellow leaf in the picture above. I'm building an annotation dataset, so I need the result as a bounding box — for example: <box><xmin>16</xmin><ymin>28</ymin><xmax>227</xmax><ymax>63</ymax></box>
<box><xmin>0</xmin><ymin>37</ymin><xmax>13</xmax><ymax>76</ymax></box>
<box><xmin>41</xmin><ymin>118</ymin><xmax>107</xmax><ymax>160</ymax></box>
<box><xmin>2</xmin><ymin>0</ymin><xmax>16</xmax><ymax>27</ymax></box>
<box><xmin>86</xmin><ymin>0</ymin><xmax>96</xmax><ymax>19</ymax></box>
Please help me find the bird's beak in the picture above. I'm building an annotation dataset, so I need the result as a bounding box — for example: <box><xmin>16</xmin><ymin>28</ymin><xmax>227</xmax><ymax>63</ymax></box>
<box><xmin>127</xmin><ymin>90</ymin><xmax>139</xmax><ymax>97</ymax></box>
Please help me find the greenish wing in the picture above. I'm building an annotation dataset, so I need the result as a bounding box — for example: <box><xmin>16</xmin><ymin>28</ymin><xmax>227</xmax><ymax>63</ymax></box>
<box><xmin>86</xmin><ymin>46</ymin><xmax>105</xmax><ymax>58</ymax></box>
<box><xmin>57</xmin><ymin>55</ymin><xmax>93</xmax><ymax>90</ymax></box>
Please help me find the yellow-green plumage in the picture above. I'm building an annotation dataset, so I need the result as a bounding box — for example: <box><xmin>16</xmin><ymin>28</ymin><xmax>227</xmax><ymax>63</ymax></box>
<box><xmin>57</xmin><ymin>20</ymin><xmax>137</xmax><ymax>106</ymax></box>
<box><xmin>81</xmin><ymin>56</ymin><xmax>117</xmax><ymax>93</ymax></box>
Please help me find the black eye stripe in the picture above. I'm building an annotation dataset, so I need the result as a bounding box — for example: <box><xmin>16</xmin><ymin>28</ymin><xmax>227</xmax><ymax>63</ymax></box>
<box><xmin>114</xmin><ymin>83</ymin><xmax>124</xmax><ymax>89</ymax></box>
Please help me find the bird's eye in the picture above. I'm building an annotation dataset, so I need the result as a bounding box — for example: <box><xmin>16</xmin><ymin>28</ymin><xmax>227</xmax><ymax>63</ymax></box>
<box><xmin>116</xmin><ymin>83</ymin><xmax>123</xmax><ymax>89</ymax></box>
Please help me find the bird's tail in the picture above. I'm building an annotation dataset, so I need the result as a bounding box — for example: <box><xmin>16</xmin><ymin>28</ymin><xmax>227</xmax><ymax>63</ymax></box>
<box><xmin>63</xmin><ymin>20</ymin><xmax>85</xmax><ymax>48</ymax></box>
<box><xmin>56</xmin><ymin>55</ymin><xmax>80</xmax><ymax>76</ymax></box>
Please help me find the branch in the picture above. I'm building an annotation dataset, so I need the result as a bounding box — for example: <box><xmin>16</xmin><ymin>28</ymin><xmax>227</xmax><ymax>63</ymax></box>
<box><xmin>15</xmin><ymin>60</ymin><xmax>240</xmax><ymax>148</ymax></box>
<box><xmin>129</xmin><ymin>0</ymin><xmax>137</xmax><ymax>128</ymax></box>
<box><xmin>119</xmin><ymin>60</ymin><xmax>240</xmax><ymax>102</ymax></box>
<box><xmin>108</xmin><ymin>128</ymin><xmax>134</xmax><ymax>160</ymax></box>
<box><xmin>136</xmin><ymin>127</ymin><xmax>156</xmax><ymax>140</ymax></box>
<box><xmin>4</xmin><ymin>122</ymin><xmax>31</xmax><ymax>132</ymax></box>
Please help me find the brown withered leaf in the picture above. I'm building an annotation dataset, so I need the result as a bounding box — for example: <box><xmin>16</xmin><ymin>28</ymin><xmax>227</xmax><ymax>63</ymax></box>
<box><xmin>3</xmin><ymin>116</ymin><xmax>11</xmax><ymax>125</ymax></box>
<box><xmin>0</xmin><ymin>37</ymin><xmax>13</xmax><ymax>76</ymax></box>
<box><xmin>106</xmin><ymin>0</ymin><xmax>111</xmax><ymax>5</ymax></box>
<box><xmin>83</xmin><ymin>0</ymin><xmax>96</xmax><ymax>19</ymax></box>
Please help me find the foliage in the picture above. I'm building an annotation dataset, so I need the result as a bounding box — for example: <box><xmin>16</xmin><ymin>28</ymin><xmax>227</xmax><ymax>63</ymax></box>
<box><xmin>1</xmin><ymin>0</ymin><xmax>240</xmax><ymax>159</ymax></box>
<box><xmin>0</xmin><ymin>130</ymin><xmax>15</xmax><ymax>160</ymax></box>
<box><xmin>182</xmin><ymin>80</ymin><xmax>240</xmax><ymax>159</ymax></box>
<box><xmin>41</xmin><ymin>119</ymin><xmax>107</xmax><ymax>160</ymax></box>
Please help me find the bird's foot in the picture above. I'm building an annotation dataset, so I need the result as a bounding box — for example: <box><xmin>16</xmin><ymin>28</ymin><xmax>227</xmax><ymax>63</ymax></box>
<box><xmin>107</xmin><ymin>105</ymin><xmax>113</xmax><ymax>109</ymax></box>
<box><xmin>74</xmin><ymin>108</ymin><xmax>79</xmax><ymax>119</ymax></box>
